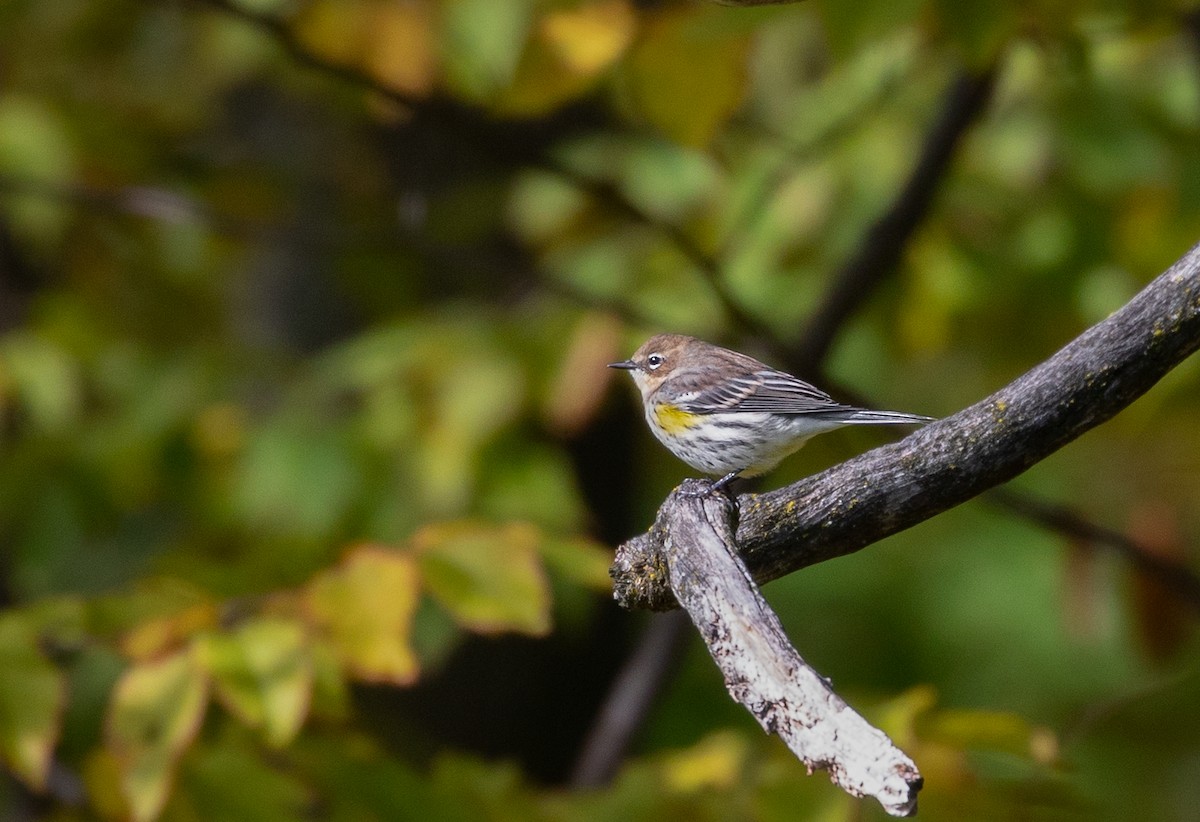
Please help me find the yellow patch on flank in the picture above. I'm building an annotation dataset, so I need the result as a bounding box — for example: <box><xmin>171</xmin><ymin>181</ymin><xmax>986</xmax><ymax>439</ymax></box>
<box><xmin>654</xmin><ymin>403</ymin><xmax>701</xmax><ymax>434</ymax></box>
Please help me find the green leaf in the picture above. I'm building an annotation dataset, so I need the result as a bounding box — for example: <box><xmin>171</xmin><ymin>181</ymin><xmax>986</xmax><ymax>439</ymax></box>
<box><xmin>815</xmin><ymin>0</ymin><xmax>923</xmax><ymax>59</ymax></box>
<box><xmin>495</xmin><ymin>0</ymin><xmax>635</xmax><ymax>116</ymax></box>
<box><xmin>0</xmin><ymin>615</ymin><xmax>66</xmax><ymax>789</ymax></box>
<box><xmin>201</xmin><ymin>618</ymin><xmax>312</xmax><ymax>748</ymax></box>
<box><xmin>0</xmin><ymin>332</ymin><xmax>82</xmax><ymax>434</ymax></box>
<box><xmin>441</xmin><ymin>0</ymin><xmax>533</xmax><ymax>100</ymax></box>
<box><xmin>87</xmin><ymin>579</ymin><xmax>215</xmax><ymax>657</ymax></box>
<box><xmin>932</xmin><ymin>0</ymin><xmax>1017</xmax><ymax>66</ymax></box>
<box><xmin>414</xmin><ymin>521</ymin><xmax>552</xmax><ymax>636</ymax></box>
<box><xmin>303</xmin><ymin>545</ymin><xmax>421</xmax><ymax>685</ymax></box>
<box><xmin>418</xmin><ymin>347</ymin><xmax>526</xmax><ymax>514</ymax></box>
<box><xmin>539</xmin><ymin>536</ymin><xmax>613</xmax><ymax>592</ymax></box>
<box><xmin>106</xmin><ymin>649</ymin><xmax>209</xmax><ymax>822</ymax></box>
<box><xmin>307</xmin><ymin>639</ymin><xmax>350</xmax><ymax>721</ymax></box>
<box><xmin>0</xmin><ymin>94</ymin><xmax>76</xmax><ymax>252</ymax></box>
<box><xmin>167</xmin><ymin>732</ymin><xmax>312</xmax><ymax>822</ymax></box>
<box><xmin>232</xmin><ymin>414</ymin><xmax>362</xmax><ymax>537</ymax></box>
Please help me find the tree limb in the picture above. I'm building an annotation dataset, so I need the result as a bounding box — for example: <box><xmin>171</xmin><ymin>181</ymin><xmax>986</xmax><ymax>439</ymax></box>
<box><xmin>613</xmin><ymin>240</ymin><xmax>1200</xmax><ymax>610</ymax></box>
<box><xmin>649</xmin><ymin>480</ymin><xmax>922</xmax><ymax>815</ymax></box>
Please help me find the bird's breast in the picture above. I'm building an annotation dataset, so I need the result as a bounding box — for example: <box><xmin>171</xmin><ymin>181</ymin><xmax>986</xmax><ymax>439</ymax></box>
<box><xmin>651</xmin><ymin>403</ymin><xmax>702</xmax><ymax>435</ymax></box>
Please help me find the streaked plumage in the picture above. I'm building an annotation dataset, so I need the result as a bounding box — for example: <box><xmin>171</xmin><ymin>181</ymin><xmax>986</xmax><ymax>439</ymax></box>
<box><xmin>610</xmin><ymin>334</ymin><xmax>931</xmax><ymax>487</ymax></box>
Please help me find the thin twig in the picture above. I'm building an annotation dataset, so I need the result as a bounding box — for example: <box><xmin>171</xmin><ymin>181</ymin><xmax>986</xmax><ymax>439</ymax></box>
<box><xmin>987</xmin><ymin>489</ymin><xmax>1200</xmax><ymax>614</ymax></box>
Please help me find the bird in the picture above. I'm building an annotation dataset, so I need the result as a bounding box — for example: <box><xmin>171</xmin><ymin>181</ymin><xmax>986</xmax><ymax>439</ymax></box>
<box><xmin>609</xmin><ymin>334</ymin><xmax>932</xmax><ymax>492</ymax></box>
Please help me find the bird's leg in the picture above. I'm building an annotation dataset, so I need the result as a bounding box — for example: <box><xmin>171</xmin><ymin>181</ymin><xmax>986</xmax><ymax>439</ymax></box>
<box><xmin>709</xmin><ymin>471</ymin><xmax>741</xmax><ymax>494</ymax></box>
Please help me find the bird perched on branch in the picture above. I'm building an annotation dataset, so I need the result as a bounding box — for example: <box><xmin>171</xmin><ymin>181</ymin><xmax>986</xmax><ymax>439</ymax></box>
<box><xmin>609</xmin><ymin>334</ymin><xmax>931</xmax><ymax>492</ymax></box>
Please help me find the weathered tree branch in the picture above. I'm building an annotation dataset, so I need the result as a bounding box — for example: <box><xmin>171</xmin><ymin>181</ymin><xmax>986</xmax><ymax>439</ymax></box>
<box><xmin>613</xmin><ymin>240</ymin><xmax>1200</xmax><ymax>611</ymax></box>
<box><xmin>652</xmin><ymin>480</ymin><xmax>922</xmax><ymax>815</ymax></box>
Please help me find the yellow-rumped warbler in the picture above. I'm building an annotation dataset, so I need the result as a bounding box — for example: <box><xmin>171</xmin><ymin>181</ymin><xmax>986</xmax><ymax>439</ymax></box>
<box><xmin>609</xmin><ymin>334</ymin><xmax>931</xmax><ymax>491</ymax></box>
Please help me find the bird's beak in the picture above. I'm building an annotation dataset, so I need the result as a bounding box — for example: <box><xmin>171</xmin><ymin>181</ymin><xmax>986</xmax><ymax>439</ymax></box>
<box><xmin>608</xmin><ymin>359</ymin><xmax>637</xmax><ymax>370</ymax></box>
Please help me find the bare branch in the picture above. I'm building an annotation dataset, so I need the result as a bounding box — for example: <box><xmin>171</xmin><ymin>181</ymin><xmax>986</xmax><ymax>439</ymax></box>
<box><xmin>794</xmin><ymin>67</ymin><xmax>997</xmax><ymax>374</ymax></box>
<box><xmin>645</xmin><ymin>480</ymin><xmax>922</xmax><ymax>815</ymax></box>
<box><xmin>614</xmin><ymin>241</ymin><xmax>1200</xmax><ymax>610</ymax></box>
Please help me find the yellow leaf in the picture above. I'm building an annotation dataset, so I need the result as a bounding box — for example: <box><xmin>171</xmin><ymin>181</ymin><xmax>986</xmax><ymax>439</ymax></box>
<box><xmin>622</xmin><ymin>8</ymin><xmax>750</xmax><ymax>146</ymax></box>
<box><xmin>201</xmin><ymin>618</ymin><xmax>312</xmax><ymax>748</ymax></box>
<box><xmin>495</xmin><ymin>0</ymin><xmax>635</xmax><ymax>115</ymax></box>
<box><xmin>304</xmin><ymin>545</ymin><xmax>421</xmax><ymax>685</ymax></box>
<box><xmin>0</xmin><ymin>615</ymin><xmax>65</xmax><ymax>790</ymax></box>
<box><xmin>544</xmin><ymin>0</ymin><xmax>635</xmax><ymax>74</ymax></box>
<box><xmin>660</xmin><ymin>730</ymin><xmax>748</xmax><ymax>792</ymax></box>
<box><xmin>121</xmin><ymin>602</ymin><xmax>219</xmax><ymax>662</ymax></box>
<box><xmin>923</xmin><ymin>708</ymin><xmax>1059</xmax><ymax>763</ymax></box>
<box><xmin>293</xmin><ymin>0</ymin><xmax>372</xmax><ymax>67</ymax></box>
<box><xmin>366</xmin><ymin>1</ymin><xmax>438</xmax><ymax>97</ymax></box>
<box><xmin>414</xmin><ymin>521</ymin><xmax>552</xmax><ymax>636</ymax></box>
<box><xmin>107</xmin><ymin>649</ymin><xmax>209</xmax><ymax>822</ymax></box>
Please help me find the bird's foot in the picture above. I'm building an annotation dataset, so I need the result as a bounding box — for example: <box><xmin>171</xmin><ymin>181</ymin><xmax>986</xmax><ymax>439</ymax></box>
<box><xmin>678</xmin><ymin>473</ymin><xmax>740</xmax><ymax>500</ymax></box>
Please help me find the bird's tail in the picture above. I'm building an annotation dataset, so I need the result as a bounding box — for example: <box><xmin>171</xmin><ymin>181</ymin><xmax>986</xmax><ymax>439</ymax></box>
<box><xmin>843</xmin><ymin>408</ymin><xmax>934</xmax><ymax>425</ymax></box>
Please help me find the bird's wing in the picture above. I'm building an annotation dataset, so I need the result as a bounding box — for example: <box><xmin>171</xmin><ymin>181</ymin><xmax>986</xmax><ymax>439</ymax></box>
<box><xmin>677</xmin><ymin>368</ymin><xmax>848</xmax><ymax>415</ymax></box>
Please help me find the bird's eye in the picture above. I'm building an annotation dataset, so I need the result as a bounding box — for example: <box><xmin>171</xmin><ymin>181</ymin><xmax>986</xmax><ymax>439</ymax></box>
<box><xmin>646</xmin><ymin>353</ymin><xmax>664</xmax><ymax>369</ymax></box>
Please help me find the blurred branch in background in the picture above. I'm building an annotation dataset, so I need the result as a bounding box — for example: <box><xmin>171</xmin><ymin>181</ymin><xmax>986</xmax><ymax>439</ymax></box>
<box><xmin>569</xmin><ymin>608</ymin><xmax>692</xmax><ymax>787</ymax></box>
<box><xmin>0</xmin><ymin>172</ymin><xmax>252</xmax><ymax>235</ymax></box>
<box><xmin>793</xmin><ymin>66</ymin><xmax>998</xmax><ymax>377</ymax></box>
<box><xmin>987</xmin><ymin>489</ymin><xmax>1200</xmax><ymax>614</ymax></box>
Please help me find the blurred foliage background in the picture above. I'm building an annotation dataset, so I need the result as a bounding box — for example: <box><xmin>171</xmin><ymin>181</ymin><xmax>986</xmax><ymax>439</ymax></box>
<box><xmin>1</xmin><ymin>0</ymin><xmax>1199</xmax><ymax>819</ymax></box>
